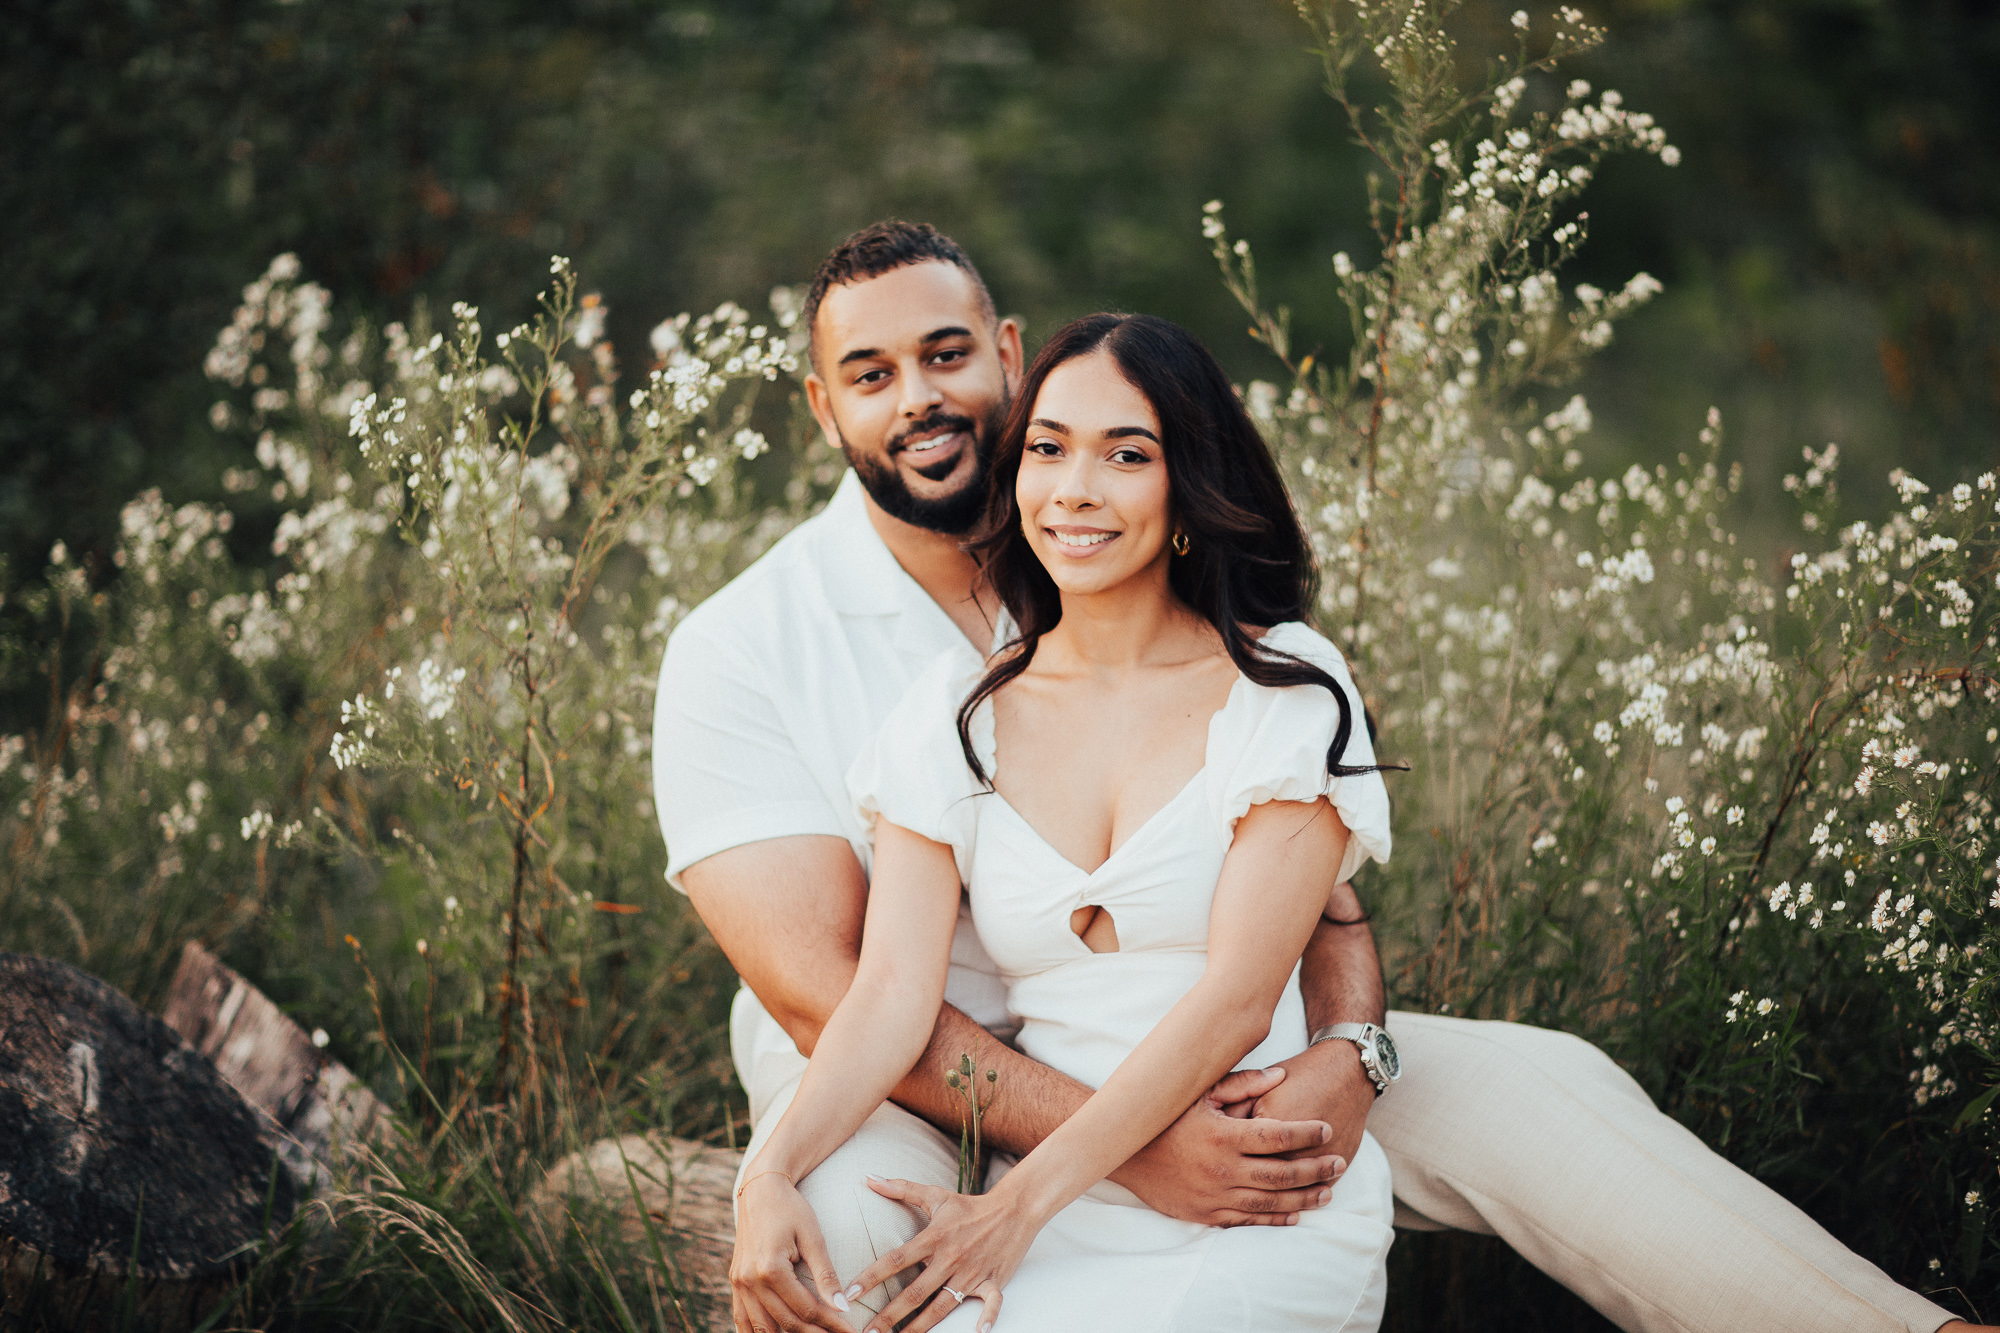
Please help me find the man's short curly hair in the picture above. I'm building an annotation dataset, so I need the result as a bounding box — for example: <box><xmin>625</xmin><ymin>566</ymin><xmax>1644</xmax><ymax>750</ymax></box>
<box><xmin>803</xmin><ymin>220</ymin><xmax>996</xmax><ymax>371</ymax></box>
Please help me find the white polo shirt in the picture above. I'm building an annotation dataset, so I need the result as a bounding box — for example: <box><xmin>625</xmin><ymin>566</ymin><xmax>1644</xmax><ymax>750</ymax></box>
<box><xmin>653</xmin><ymin>472</ymin><xmax>1013</xmax><ymax>1121</ymax></box>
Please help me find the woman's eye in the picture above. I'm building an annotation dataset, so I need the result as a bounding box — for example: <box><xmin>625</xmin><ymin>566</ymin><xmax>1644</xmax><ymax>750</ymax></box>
<box><xmin>1027</xmin><ymin>439</ymin><xmax>1061</xmax><ymax>456</ymax></box>
<box><xmin>1111</xmin><ymin>447</ymin><xmax>1149</xmax><ymax>465</ymax></box>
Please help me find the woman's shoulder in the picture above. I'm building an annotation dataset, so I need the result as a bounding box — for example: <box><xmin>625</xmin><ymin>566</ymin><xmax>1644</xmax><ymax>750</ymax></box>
<box><xmin>849</xmin><ymin>641</ymin><xmax>991</xmax><ymax>847</ymax></box>
<box><xmin>1255</xmin><ymin>620</ymin><xmax>1353</xmax><ymax>676</ymax></box>
<box><xmin>1211</xmin><ymin>619</ymin><xmax>1377</xmax><ymax>776</ymax></box>
<box><xmin>878</xmin><ymin>640</ymin><xmax>990</xmax><ymax>751</ymax></box>
<box><xmin>906</xmin><ymin>638</ymin><xmax>991</xmax><ymax>700</ymax></box>
<box><xmin>1210</xmin><ymin>620</ymin><xmax>1392</xmax><ymax>875</ymax></box>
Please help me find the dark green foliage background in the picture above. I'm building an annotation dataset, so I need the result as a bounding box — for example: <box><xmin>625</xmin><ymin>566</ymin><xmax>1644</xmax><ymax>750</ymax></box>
<box><xmin>8</xmin><ymin>0</ymin><xmax>1999</xmax><ymax>606</ymax></box>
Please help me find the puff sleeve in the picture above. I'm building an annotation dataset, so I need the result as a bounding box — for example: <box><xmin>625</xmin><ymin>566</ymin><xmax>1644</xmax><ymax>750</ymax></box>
<box><xmin>1204</xmin><ymin>621</ymin><xmax>1393</xmax><ymax>885</ymax></box>
<box><xmin>846</xmin><ymin>642</ymin><xmax>990</xmax><ymax>885</ymax></box>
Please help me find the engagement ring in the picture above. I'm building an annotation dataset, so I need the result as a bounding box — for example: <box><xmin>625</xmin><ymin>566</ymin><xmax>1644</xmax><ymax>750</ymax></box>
<box><xmin>940</xmin><ymin>1287</ymin><xmax>966</xmax><ymax>1303</ymax></box>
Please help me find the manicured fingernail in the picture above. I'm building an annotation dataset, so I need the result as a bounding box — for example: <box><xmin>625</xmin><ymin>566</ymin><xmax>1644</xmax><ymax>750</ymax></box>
<box><xmin>979</xmin><ymin>1323</ymin><xmax>994</xmax><ymax>1333</ymax></box>
<box><xmin>844</xmin><ymin>1284</ymin><xmax>863</xmax><ymax>1300</ymax></box>
<box><xmin>865</xmin><ymin>1174</ymin><xmax>885</xmax><ymax>1183</ymax></box>
<box><xmin>831</xmin><ymin>1291</ymin><xmax>850</xmax><ymax>1312</ymax></box>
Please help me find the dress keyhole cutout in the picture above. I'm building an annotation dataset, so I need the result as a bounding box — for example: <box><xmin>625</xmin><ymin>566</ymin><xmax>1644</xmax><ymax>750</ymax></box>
<box><xmin>1069</xmin><ymin>905</ymin><xmax>1120</xmax><ymax>953</ymax></box>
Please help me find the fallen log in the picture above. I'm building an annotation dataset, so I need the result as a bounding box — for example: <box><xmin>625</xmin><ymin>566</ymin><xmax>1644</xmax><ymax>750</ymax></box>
<box><xmin>160</xmin><ymin>941</ymin><xmax>386</xmax><ymax>1190</ymax></box>
<box><xmin>0</xmin><ymin>952</ymin><xmax>293</xmax><ymax>1331</ymax></box>
<box><xmin>161</xmin><ymin>945</ymin><xmax>746</xmax><ymax>1320</ymax></box>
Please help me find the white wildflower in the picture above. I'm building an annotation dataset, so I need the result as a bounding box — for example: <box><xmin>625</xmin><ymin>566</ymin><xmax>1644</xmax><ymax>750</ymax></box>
<box><xmin>415</xmin><ymin>659</ymin><xmax>466</xmax><ymax>721</ymax></box>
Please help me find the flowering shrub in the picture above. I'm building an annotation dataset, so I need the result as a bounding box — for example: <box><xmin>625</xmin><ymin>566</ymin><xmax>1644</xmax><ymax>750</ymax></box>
<box><xmin>0</xmin><ymin>252</ymin><xmax>834</xmax><ymax>1132</ymax></box>
<box><xmin>0</xmin><ymin>251</ymin><xmax>851</xmax><ymax>1326</ymax></box>
<box><xmin>1208</xmin><ymin>0</ymin><xmax>1997</xmax><ymax>1297</ymax></box>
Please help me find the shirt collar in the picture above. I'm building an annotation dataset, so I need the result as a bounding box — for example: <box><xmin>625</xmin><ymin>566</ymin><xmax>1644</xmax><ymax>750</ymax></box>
<box><xmin>816</xmin><ymin>471</ymin><xmax>923</xmax><ymax>617</ymax></box>
<box><xmin>816</xmin><ymin>470</ymin><xmax>1014</xmax><ymax>656</ymax></box>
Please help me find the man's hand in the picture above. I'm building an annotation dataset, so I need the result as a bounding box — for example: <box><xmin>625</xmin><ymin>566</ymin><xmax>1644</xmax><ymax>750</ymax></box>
<box><xmin>1108</xmin><ymin>1066</ymin><xmax>1343</xmax><ymax>1227</ymax></box>
<box><xmin>1223</xmin><ymin>1039</ymin><xmax>1376</xmax><ymax>1172</ymax></box>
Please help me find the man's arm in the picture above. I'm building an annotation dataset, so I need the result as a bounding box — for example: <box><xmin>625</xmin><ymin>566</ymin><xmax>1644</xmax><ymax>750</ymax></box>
<box><xmin>1230</xmin><ymin>881</ymin><xmax>1384</xmax><ymax>1169</ymax></box>
<box><xmin>1300</xmin><ymin>882</ymin><xmax>1388</xmax><ymax>1030</ymax></box>
<box><xmin>685</xmin><ymin>834</ymin><xmax>1082</xmax><ymax>1149</ymax></box>
<box><xmin>682</xmin><ymin>834</ymin><xmax>1342</xmax><ymax>1224</ymax></box>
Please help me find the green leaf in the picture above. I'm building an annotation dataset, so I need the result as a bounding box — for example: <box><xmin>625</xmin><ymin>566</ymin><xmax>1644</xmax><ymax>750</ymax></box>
<box><xmin>1959</xmin><ymin>1205</ymin><xmax>1985</xmax><ymax>1281</ymax></box>
<box><xmin>1953</xmin><ymin>1082</ymin><xmax>2000</xmax><ymax>1133</ymax></box>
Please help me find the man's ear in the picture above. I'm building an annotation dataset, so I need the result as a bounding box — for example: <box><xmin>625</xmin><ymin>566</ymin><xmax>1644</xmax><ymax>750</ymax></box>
<box><xmin>803</xmin><ymin>373</ymin><xmax>846</xmax><ymax>456</ymax></box>
<box><xmin>995</xmin><ymin>317</ymin><xmax>1026</xmax><ymax>395</ymax></box>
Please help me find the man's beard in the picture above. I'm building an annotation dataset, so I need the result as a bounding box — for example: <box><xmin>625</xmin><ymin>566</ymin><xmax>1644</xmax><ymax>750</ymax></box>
<box><xmin>840</xmin><ymin>394</ymin><xmax>1008</xmax><ymax>536</ymax></box>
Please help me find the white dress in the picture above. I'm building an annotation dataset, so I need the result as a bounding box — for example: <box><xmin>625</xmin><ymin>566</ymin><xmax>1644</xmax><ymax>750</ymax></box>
<box><xmin>846</xmin><ymin>621</ymin><xmax>1397</xmax><ymax>1333</ymax></box>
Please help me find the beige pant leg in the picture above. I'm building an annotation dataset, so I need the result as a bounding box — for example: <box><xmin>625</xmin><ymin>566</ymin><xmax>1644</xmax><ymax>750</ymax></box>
<box><xmin>736</xmin><ymin>1071</ymin><xmax>962</xmax><ymax>1331</ymax></box>
<box><xmin>1371</xmin><ymin>1011</ymin><xmax>1954</xmax><ymax>1333</ymax></box>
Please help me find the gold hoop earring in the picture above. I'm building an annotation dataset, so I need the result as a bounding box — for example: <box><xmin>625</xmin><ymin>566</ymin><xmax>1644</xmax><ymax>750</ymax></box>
<box><xmin>1172</xmin><ymin>530</ymin><xmax>1190</xmax><ymax>556</ymax></box>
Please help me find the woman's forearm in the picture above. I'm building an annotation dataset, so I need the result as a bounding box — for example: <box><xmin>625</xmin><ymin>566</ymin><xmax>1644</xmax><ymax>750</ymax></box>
<box><xmin>991</xmin><ymin>976</ymin><xmax>1277</xmax><ymax>1223</ymax></box>
<box><xmin>752</xmin><ymin>973</ymin><xmax>938</xmax><ymax>1181</ymax></box>
<box><xmin>748</xmin><ymin>820</ymin><xmax>963</xmax><ymax>1185</ymax></box>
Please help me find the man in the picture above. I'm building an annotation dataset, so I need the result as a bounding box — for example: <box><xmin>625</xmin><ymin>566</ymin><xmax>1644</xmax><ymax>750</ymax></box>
<box><xmin>655</xmin><ymin>220</ymin><xmax>1967</xmax><ymax>1333</ymax></box>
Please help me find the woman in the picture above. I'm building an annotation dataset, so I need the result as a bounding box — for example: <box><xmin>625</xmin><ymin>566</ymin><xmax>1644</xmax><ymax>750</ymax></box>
<box><xmin>730</xmin><ymin>314</ymin><xmax>1397</xmax><ymax>1333</ymax></box>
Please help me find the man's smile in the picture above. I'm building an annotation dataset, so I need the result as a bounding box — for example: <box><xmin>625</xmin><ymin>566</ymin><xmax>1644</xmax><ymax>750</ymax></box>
<box><xmin>898</xmin><ymin>426</ymin><xmax>964</xmax><ymax>455</ymax></box>
<box><xmin>891</xmin><ymin>419</ymin><xmax>976</xmax><ymax>480</ymax></box>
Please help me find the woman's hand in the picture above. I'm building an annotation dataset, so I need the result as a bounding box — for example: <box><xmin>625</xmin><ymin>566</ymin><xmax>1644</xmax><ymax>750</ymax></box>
<box><xmin>844</xmin><ymin>1177</ymin><xmax>1039</xmax><ymax>1333</ymax></box>
<box><xmin>729</xmin><ymin>1173</ymin><xmax>852</xmax><ymax>1333</ymax></box>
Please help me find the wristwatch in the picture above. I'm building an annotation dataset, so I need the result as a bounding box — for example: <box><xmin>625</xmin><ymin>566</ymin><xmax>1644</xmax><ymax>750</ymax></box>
<box><xmin>1309</xmin><ymin>1022</ymin><xmax>1402</xmax><ymax>1097</ymax></box>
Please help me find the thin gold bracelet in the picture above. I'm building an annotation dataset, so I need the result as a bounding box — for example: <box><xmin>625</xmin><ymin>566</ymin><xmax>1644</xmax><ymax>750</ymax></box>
<box><xmin>735</xmin><ymin>1170</ymin><xmax>794</xmax><ymax>1200</ymax></box>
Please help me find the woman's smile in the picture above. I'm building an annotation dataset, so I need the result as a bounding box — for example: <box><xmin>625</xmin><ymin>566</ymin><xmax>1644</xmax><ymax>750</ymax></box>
<box><xmin>1046</xmin><ymin>525</ymin><xmax>1120</xmax><ymax>552</ymax></box>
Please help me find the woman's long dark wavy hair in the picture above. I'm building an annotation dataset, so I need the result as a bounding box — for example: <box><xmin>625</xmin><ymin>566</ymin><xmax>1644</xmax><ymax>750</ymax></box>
<box><xmin>955</xmin><ymin>312</ymin><xmax>1394</xmax><ymax>788</ymax></box>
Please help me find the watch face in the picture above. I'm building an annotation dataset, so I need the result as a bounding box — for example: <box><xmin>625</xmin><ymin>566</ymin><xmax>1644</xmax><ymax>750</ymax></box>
<box><xmin>1374</xmin><ymin>1030</ymin><xmax>1401</xmax><ymax>1080</ymax></box>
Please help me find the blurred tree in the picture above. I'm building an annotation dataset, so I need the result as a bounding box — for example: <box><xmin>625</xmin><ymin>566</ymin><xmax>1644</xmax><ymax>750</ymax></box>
<box><xmin>0</xmin><ymin>0</ymin><xmax>1371</xmax><ymax>598</ymax></box>
<box><xmin>1568</xmin><ymin>0</ymin><xmax>2000</xmax><ymax>514</ymax></box>
<box><xmin>5</xmin><ymin>0</ymin><xmax>1999</xmax><ymax>672</ymax></box>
